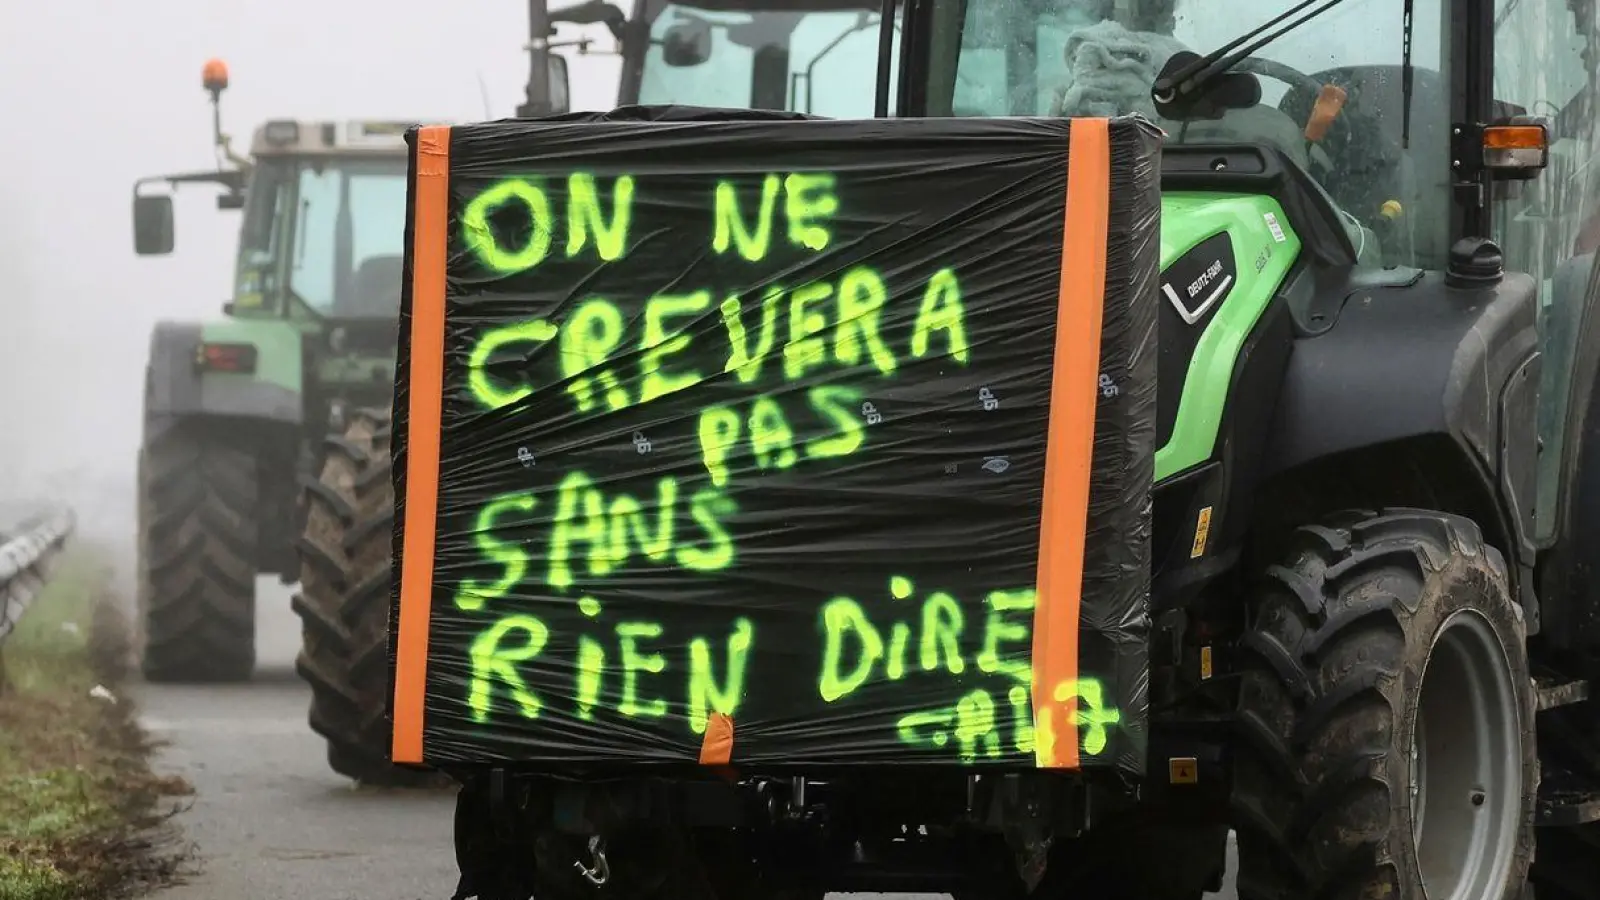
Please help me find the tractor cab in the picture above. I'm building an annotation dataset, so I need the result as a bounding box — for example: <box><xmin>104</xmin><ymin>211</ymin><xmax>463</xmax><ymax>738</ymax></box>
<box><xmin>130</xmin><ymin>61</ymin><xmax>433</xmax><ymax>427</ymax></box>
<box><xmin>212</xmin><ymin>118</ymin><xmax>420</xmax><ymax>422</ymax></box>
<box><xmin>130</xmin><ymin>73</ymin><xmax>419</xmax><ymax>330</ymax></box>
<box><xmin>598</xmin><ymin>0</ymin><xmax>1573</xmax><ymax>267</ymax></box>
<box><xmin>594</xmin><ymin>0</ymin><xmax>1589</xmax><ymax>530</ymax></box>
<box><xmin>222</xmin><ymin>118</ymin><xmax>414</xmax><ymax>326</ymax></box>
<box><xmin>577</xmin><ymin>0</ymin><xmax>1578</xmax><ymax>276</ymax></box>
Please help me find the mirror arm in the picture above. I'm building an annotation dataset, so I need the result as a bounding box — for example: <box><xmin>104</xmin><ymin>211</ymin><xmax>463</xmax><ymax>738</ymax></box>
<box><xmin>801</xmin><ymin>13</ymin><xmax>878</xmax><ymax>113</ymax></box>
<box><xmin>551</xmin><ymin>0</ymin><xmax>628</xmax><ymax>40</ymax></box>
<box><xmin>137</xmin><ymin>169</ymin><xmax>247</xmax><ymax>195</ymax></box>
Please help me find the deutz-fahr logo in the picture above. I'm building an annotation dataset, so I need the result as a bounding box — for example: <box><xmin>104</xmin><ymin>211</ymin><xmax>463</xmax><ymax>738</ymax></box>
<box><xmin>1159</xmin><ymin>231</ymin><xmax>1238</xmax><ymax>326</ymax></box>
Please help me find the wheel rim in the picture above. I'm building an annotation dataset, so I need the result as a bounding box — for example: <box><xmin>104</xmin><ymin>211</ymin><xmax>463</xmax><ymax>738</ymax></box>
<box><xmin>1410</xmin><ymin>609</ymin><xmax>1521</xmax><ymax>900</ymax></box>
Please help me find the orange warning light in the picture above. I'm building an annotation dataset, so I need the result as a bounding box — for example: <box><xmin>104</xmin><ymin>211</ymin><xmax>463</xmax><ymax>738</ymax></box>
<box><xmin>1483</xmin><ymin>125</ymin><xmax>1547</xmax><ymax>151</ymax></box>
<box><xmin>1482</xmin><ymin>123</ymin><xmax>1549</xmax><ymax>172</ymax></box>
<box><xmin>202</xmin><ymin>58</ymin><xmax>230</xmax><ymax>93</ymax></box>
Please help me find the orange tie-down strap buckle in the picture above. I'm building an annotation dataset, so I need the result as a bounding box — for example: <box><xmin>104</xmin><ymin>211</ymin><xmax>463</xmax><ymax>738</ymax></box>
<box><xmin>389</xmin><ymin>119</ymin><xmax>1112</xmax><ymax>771</ymax></box>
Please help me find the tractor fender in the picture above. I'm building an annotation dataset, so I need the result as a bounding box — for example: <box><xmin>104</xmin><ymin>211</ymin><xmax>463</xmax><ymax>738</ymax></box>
<box><xmin>144</xmin><ymin>319</ymin><xmax>302</xmax><ymax>425</ymax></box>
<box><xmin>1262</xmin><ymin>270</ymin><xmax>1541</xmax><ymax>562</ymax></box>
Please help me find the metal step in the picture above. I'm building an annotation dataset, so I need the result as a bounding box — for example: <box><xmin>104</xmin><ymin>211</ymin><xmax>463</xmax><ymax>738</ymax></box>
<box><xmin>1537</xmin><ymin>675</ymin><xmax>1590</xmax><ymax>712</ymax></box>
<box><xmin>1539</xmin><ymin>770</ymin><xmax>1600</xmax><ymax>827</ymax></box>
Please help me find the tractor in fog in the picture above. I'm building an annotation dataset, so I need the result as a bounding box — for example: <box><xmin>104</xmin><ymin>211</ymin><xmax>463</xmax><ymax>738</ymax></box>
<box><xmin>128</xmin><ymin>11</ymin><xmax>576</xmax><ymax>785</ymax></box>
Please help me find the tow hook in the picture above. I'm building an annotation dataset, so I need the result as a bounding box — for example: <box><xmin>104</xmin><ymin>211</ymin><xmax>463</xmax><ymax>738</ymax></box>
<box><xmin>574</xmin><ymin>835</ymin><xmax>610</xmax><ymax>887</ymax></box>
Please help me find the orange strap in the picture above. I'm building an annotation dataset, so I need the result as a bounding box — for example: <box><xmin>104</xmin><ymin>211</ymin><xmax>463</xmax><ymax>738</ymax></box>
<box><xmin>699</xmin><ymin>712</ymin><xmax>735</xmax><ymax>765</ymax></box>
<box><xmin>391</xmin><ymin>125</ymin><xmax>452</xmax><ymax>765</ymax></box>
<box><xmin>1029</xmin><ymin>117</ymin><xmax>1111</xmax><ymax>770</ymax></box>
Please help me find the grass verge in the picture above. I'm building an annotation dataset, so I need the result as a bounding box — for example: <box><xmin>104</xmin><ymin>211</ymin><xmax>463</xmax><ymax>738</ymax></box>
<box><xmin>0</xmin><ymin>546</ymin><xmax>191</xmax><ymax>900</ymax></box>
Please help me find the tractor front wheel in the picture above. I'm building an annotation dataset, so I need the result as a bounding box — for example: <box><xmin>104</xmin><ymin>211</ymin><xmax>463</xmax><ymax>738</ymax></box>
<box><xmin>1232</xmin><ymin>508</ymin><xmax>1536</xmax><ymax>900</ymax></box>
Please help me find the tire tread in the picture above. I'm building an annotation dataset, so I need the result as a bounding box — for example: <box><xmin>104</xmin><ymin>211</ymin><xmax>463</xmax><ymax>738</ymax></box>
<box><xmin>1231</xmin><ymin>507</ymin><xmax>1533</xmax><ymax>900</ymax></box>
<box><xmin>292</xmin><ymin>407</ymin><xmax>444</xmax><ymax>788</ymax></box>
<box><xmin>137</xmin><ymin>421</ymin><xmax>258</xmax><ymax>683</ymax></box>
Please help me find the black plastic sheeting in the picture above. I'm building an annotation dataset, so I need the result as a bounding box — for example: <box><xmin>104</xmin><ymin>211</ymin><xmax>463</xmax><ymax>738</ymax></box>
<box><xmin>391</xmin><ymin>108</ymin><xmax>1160</xmax><ymax>774</ymax></box>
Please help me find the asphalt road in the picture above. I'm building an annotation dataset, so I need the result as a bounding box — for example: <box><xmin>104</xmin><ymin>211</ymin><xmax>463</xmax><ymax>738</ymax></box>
<box><xmin>131</xmin><ymin>577</ymin><xmax>1239</xmax><ymax>900</ymax></box>
<box><xmin>133</xmin><ymin>580</ymin><xmax>460</xmax><ymax>900</ymax></box>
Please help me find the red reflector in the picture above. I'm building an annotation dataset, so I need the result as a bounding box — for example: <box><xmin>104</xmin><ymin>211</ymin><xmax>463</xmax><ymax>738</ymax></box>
<box><xmin>195</xmin><ymin>342</ymin><xmax>257</xmax><ymax>373</ymax></box>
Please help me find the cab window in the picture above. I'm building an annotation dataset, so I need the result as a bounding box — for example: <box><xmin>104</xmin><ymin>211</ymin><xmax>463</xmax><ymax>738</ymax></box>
<box><xmin>635</xmin><ymin>1</ymin><xmax>901</xmax><ymax>117</ymax></box>
<box><xmin>1491</xmin><ymin>0</ymin><xmax>1600</xmax><ymax>543</ymax></box>
<box><xmin>932</xmin><ymin>0</ymin><xmax>1452</xmax><ymax>270</ymax></box>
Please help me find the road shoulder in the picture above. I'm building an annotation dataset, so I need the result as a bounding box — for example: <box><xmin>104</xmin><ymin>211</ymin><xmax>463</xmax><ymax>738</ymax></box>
<box><xmin>0</xmin><ymin>548</ymin><xmax>192</xmax><ymax>899</ymax></box>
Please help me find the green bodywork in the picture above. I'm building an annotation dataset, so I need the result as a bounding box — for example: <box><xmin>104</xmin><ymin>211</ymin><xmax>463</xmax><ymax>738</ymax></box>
<box><xmin>1154</xmin><ymin>193</ymin><xmax>1302</xmax><ymax>482</ymax></box>
<box><xmin>198</xmin><ymin>316</ymin><xmax>305</xmax><ymax>400</ymax></box>
<box><xmin>193</xmin><ymin>313</ymin><xmax>397</xmax><ymax>409</ymax></box>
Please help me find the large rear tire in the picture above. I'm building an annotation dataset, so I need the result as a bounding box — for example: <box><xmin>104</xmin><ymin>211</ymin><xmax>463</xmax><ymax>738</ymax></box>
<box><xmin>293</xmin><ymin>407</ymin><xmax>444</xmax><ymax>788</ymax></box>
<box><xmin>1232</xmin><ymin>508</ymin><xmax>1536</xmax><ymax>900</ymax></box>
<box><xmin>136</xmin><ymin>419</ymin><xmax>258</xmax><ymax>683</ymax></box>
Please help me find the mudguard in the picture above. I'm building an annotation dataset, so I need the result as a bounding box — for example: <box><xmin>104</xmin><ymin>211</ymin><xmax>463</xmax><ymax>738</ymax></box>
<box><xmin>1263</xmin><ymin>270</ymin><xmax>1542</xmax><ymax>568</ymax></box>
<box><xmin>143</xmin><ymin>319</ymin><xmax>303</xmax><ymax>425</ymax></box>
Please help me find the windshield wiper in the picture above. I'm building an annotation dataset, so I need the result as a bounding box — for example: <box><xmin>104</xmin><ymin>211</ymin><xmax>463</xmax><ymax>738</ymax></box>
<box><xmin>1152</xmin><ymin>0</ymin><xmax>1351</xmax><ymax>108</ymax></box>
<box><xmin>1400</xmin><ymin>0</ymin><xmax>1414</xmax><ymax>148</ymax></box>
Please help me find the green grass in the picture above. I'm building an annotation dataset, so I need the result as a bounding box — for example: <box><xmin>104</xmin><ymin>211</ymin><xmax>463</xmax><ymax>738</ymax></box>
<box><xmin>0</xmin><ymin>548</ymin><xmax>186</xmax><ymax>900</ymax></box>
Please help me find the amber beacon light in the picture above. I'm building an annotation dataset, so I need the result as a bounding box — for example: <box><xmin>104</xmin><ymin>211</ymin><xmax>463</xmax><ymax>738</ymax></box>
<box><xmin>202</xmin><ymin>58</ymin><xmax>230</xmax><ymax>96</ymax></box>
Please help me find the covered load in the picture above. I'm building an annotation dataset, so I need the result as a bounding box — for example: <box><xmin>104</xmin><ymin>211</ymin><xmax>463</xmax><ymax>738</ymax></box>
<box><xmin>388</xmin><ymin>108</ymin><xmax>1161</xmax><ymax>775</ymax></box>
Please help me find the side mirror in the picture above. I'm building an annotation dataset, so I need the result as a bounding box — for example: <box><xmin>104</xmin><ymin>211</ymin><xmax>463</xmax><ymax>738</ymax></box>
<box><xmin>549</xmin><ymin>54</ymin><xmax>571</xmax><ymax>116</ymax></box>
<box><xmin>661</xmin><ymin>19</ymin><xmax>713</xmax><ymax>67</ymax></box>
<box><xmin>133</xmin><ymin>193</ymin><xmax>175</xmax><ymax>256</ymax></box>
<box><xmin>217</xmin><ymin>191</ymin><xmax>246</xmax><ymax>211</ymax></box>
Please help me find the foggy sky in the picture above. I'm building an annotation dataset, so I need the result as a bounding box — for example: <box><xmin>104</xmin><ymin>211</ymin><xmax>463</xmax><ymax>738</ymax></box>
<box><xmin>0</xmin><ymin>0</ymin><xmax>619</xmax><ymax>556</ymax></box>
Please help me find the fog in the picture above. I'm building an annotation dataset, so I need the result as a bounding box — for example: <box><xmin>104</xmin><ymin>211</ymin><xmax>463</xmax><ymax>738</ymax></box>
<box><xmin>0</xmin><ymin>0</ymin><xmax>620</xmax><ymax>573</ymax></box>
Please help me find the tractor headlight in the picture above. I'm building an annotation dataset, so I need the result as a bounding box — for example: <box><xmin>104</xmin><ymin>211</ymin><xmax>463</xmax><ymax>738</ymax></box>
<box><xmin>262</xmin><ymin>120</ymin><xmax>301</xmax><ymax>146</ymax></box>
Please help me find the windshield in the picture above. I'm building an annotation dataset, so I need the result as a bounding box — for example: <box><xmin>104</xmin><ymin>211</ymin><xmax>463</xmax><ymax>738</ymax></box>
<box><xmin>235</xmin><ymin>156</ymin><xmax>410</xmax><ymax>318</ymax></box>
<box><xmin>633</xmin><ymin>0</ymin><xmax>902</xmax><ymax>116</ymax></box>
<box><xmin>631</xmin><ymin>0</ymin><xmax>1452</xmax><ymax>269</ymax></box>
<box><xmin>943</xmin><ymin>0</ymin><xmax>1451</xmax><ymax>270</ymax></box>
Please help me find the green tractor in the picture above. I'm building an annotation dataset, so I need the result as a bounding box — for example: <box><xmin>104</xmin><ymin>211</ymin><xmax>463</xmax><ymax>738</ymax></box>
<box><xmin>402</xmin><ymin>1</ymin><xmax>1600</xmax><ymax>899</ymax></box>
<box><xmin>127</xmin><ymin>4</ymin><xmax>589</xmax><ymax>782</ymax></box>
<box><xmin>129</xmin><ymin>60</ymin><xmax>426</xmax><ymax>684</ymax></box>
<box><xmin>301</xmin><ymin>0</ymin><xmax>1600</xmax><ymax>896</ymax></box>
